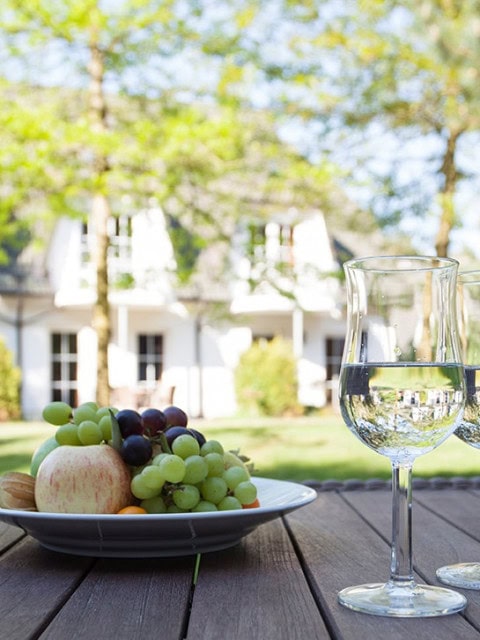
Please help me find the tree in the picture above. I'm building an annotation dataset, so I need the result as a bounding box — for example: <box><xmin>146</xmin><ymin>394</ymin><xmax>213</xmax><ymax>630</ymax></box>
<box><xmin>354</xmin><ymin>2</ymin><xmax>478</xmax><ymax>255</ymax></box>
<box><xmin>0</xmin><ymin>0</ymin><xmax>343</xmax><ymax>405</ymax></box>
<box><xmin>319</xmin><ymin>0</ymin><xmax>480</xmax><ymax>257</ymax></box>
<box><xmin>222</xmin><ymin>0</ymin><xmax>480</xmax><ymax>257</ymax></box>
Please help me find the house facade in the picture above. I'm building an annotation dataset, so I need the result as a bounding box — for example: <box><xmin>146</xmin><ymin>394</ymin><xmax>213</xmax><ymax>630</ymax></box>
<box><xmin>0</xmin><ymin>208</ymin><xmax>349</xmax><ymax>419</ymax></box>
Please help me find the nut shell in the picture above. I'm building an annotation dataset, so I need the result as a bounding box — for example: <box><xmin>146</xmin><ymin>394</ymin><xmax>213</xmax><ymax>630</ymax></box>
<box><xmin>0</xmin><ymin>471</ymin><xmax>37</xmax><ymax>511</ymax></box>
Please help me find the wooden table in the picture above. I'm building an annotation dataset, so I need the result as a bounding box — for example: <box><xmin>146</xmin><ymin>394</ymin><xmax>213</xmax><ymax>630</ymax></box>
<box><xmin>3</xmin><ymin>477</ymin><xmax>480</xmax><ymax>640</ymax></box>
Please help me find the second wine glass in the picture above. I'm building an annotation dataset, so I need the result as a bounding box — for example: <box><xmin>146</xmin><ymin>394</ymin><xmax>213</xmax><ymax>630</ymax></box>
<box><xmin>437</xmin><ymin>270</ymin><xmax>480</xmax><ymax>589</ymax></box>
<box><xmin>338</xmin><ymin>255</ymin><xmax>466</xmax><ymax>617</ymax></box>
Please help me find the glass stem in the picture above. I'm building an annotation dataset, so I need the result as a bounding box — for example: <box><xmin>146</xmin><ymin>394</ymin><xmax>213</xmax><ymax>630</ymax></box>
<box><xmin>390</xmin><ymin>462</ymin><xmax>414</xmax><ymax>586</ymax></box>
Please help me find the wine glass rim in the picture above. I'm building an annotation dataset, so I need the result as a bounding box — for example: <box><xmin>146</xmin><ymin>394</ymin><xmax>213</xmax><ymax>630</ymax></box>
<box><xmin>458</xmin><ymin>270</ymin><xmax>480</xmax><ymax>284</ymax></box>
<box><xmin>344</xmin><ymin>255</ymin><xmax>459</xmax><ymax>272</ymax></box>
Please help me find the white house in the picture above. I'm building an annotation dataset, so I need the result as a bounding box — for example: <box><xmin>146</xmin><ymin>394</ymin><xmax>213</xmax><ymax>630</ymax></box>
<box><xmin>0</xmin><ymin>208</ymin><xmax>351</xmax><ymax>419</ymax></box>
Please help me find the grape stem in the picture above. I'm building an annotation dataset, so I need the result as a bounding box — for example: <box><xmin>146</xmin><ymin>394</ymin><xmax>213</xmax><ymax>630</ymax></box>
<box><xmin>156</xmin><ymin>432</ymin><xmax>172</xmax><ymax>454</ymax></box>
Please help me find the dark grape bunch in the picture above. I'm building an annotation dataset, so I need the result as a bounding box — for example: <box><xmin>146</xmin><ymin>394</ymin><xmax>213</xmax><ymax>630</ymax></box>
<box><xmin>41</xmin><ymin>400</ymin><xmax>258</xmax><ymax>513</ymax></box>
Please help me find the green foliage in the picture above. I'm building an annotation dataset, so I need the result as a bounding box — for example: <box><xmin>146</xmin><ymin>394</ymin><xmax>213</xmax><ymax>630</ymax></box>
<box><xmin>235</xmin><ymin>336</ymin><xmax>302</xmax><ymax>417</ymax></box>
<box><xmin>166</xmin><ymin>215</ymin><xmax>206</xmax><ymax>284</ymax></box>
<box><xmin>112</xmin><ymin>272</ymin><xmax>135</xmax><ymax>290</ymax></box>
<box><xmin>0</xmin><ymin>338</ymin><xmax>21</xmax><ymax>420</ymax></box>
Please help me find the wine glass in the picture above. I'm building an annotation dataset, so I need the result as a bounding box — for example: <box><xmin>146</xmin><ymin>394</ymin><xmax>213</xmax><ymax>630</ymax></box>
<box><xmin>437</xmin><ymin>270</ymin><xmax>480</xmax><ymax>589</ymax></box>
<box><xmin>338</xmin><ymin>255</ymin><xmax>467</xmax><ymax>617</ymax></box>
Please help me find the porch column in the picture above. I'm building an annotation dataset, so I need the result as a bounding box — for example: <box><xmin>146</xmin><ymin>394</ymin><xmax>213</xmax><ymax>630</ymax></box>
<box><xmin>118</xmin><ymin>305</ymin><xmax>129</xmax><ymax>353</ymax></box>
<box><xmin>292</xmin><ymin>306</ymin><xmax>304</xmax><ymax>358</ymax></box>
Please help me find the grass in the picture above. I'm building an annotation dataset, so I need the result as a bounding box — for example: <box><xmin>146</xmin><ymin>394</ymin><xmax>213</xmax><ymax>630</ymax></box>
<box><xmin>3</xmin><ymin>411</ymin><xmax>480</xmax><ymax>482</ymax></box>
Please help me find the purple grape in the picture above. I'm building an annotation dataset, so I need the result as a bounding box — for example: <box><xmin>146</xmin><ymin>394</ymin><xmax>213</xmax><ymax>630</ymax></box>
<box><xmin>120</xmin><ymin>435</ymin><xmax>152</xmax><ymax>466</ymax></box>
<box><xmin>189</xmin><ymin>428</ymin><xmax>206</xmax><ymax>447</ymax></box>
<box><xmin>141</xmin><ymin>408</ymin><xmax>167</xmax><ymax>437</ymax></box>
<box><xmin>164</xmin><ymin>426</ymin><xmax>190</xmax><ymax>447</ymax></box>
<box><xmin>163</xmin><ymin>405</ymin><xmax>188</xmax><ymax>427</ymax></box>
<box><xmin>116</xmin><ymin>409</ymin><xmax>144</xmax><ymax>438</ymax></box>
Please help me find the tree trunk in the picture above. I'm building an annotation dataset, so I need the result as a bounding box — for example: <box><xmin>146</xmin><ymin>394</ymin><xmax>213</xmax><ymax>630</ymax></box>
<box><xmin>88</xmin><ymin>32</ymin><xmax>111</xmax><ymax>407</ymax></box>
<box><xmin>435</xmin><ymin>130</ymin><xmax>460</xmax><ymax>258</ymax></box>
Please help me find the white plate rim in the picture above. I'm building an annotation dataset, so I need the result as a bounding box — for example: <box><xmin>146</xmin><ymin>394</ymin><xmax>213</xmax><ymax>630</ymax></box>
<box><xmin>0</xmin><ymin>477</ymin><xmax>317</xmax><ymax>523</ymax></box>
<box><xmin>0</xmin><ymin>477</ymin><xmax>317</xmax><ymax>557</ymax></box>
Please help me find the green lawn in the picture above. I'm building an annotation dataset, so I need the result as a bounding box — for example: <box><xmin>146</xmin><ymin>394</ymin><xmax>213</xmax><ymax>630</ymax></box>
<box><xmin>2</xmin><ymin>411</ymin><xmax>479</xmax><ymax>482</ymax></box>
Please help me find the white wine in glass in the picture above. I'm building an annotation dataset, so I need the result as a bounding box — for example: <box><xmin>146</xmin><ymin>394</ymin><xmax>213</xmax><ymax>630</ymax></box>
<box><xmin>437</xmin><ymin>270</ymin><xmax>480</xmax><ymax>589</ymax></box>
<box><xmin>338</xmin><ymin>255</ymin><xmax>466</xmax><ymax>617</ymax></box>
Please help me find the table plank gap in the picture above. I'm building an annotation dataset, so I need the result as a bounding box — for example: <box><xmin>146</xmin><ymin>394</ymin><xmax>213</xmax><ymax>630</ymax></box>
<box><xmin>187</xmin><ymin>519</ymin><xmax>331</xmax><ymax>640</ymax></box>
<box><xmin>341</xmin><ymin>489</ymin><xmax>480</xmax><ymax>632</ymax></box>
<box><xmin>414</xmin><ymin>489</ymin><xmax>480</xmax><ymax>543</ymax></box>
<box><xmin>38</xmin><ymin>555</ymin><xmax>196</xmax><ymax>640</ymax></box>
<box><xmin>286</xmin><ymin>491</ymin><xmax>479</xmax><ymax>639</ymax></box>
<box><xmin>0</xmin><ymin>538</ymin><xmax>95</xmax><ymax>640</ymax></box>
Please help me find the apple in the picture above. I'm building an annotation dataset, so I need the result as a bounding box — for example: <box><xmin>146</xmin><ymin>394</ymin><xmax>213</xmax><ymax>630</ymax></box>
<box><xmin>35</xmin><ymin>444</ymin><xmax>133</xmax><ymax>514</ymax></box>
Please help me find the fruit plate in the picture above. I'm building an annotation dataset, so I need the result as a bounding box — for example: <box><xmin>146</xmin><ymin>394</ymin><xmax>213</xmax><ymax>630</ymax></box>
<box><xmin>0</xmin><ymin>477</ymin><xmax>317</xmax><ymax>558</ymax></box>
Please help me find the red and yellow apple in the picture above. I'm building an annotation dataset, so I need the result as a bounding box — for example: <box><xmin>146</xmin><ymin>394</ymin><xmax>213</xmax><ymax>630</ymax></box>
<box><xmin>35</xmin><ymin>444</ymin><xmax>133</xmax><ymax>514</ymax></box>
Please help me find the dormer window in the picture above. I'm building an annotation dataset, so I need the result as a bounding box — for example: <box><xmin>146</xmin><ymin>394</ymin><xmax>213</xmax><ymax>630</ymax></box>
<box><xmin>108</xmin><ymin>215</ymin><xmax>132</xmax><ymax>262</ymax></box>
<box><xmin>80</xmin><ymin>215</ymin><xmax>133</xmax><ymax>284</ymax></box>
<box><xmin>247</xmin><ymin>223</ymin><xmax>267</xmax><ymax>261</ymax></box>
<box><xmin>246</xmin><ymin>221</ymin><xmax>294</xmax><ymax>267</ymax></box>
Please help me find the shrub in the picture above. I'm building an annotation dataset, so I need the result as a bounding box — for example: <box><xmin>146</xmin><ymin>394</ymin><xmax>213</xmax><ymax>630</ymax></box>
<box><xmin>0</xmin><ymin>338</ymin><xmax>21</xmax><ymax>420</ymax></box>
<box><xmin>235</xmin><ymin>336</ymin><xmax>302</xmax><ymax>416</ymax></box>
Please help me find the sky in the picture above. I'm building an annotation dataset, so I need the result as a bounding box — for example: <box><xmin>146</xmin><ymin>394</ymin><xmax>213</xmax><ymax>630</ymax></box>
<box><xmin>0</xmin><ymin>2</ymin><xmax>479</xmax><ymax>266</ymax></box>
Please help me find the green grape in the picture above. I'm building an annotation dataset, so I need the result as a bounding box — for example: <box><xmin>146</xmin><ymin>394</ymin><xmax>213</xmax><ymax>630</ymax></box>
<box><xmin>55</xmin><ymin>422</ymin><xmax>82</xmax><ymax>446</ymax></box>
<box><xmin>172</xmin><ymin>484</ymin><xmax>200</xmax><ymax>510</ymax></box>
<box><xmin>98</xmin><ymin>415</ymin><xmax>113</xmax><ymax>441</ymax></box>
<box><xmin>218</xmin><ymin>495</ymin><xmax>242</xmax><ymax>511</ymax></box>
<box><xmin>42</xmin><ymin>401</ymin><xmax>73</xmax><ymax>426</ymax></box>
<box><xmin>223</xmin><ymin>465</ymin><xmax>250</xmax><ymax>491</ymax></box>
<box><xmin>192</xmin><ymin>500</ymin><xmax>218</xmax><ymax>512</ymax></box>
<box><xmin>82</xmin><ymin>401</ymin><xmax>99</xmax><ymax>411</ymax></box>
<box><xmin>131</xmin><ymin>474</ymin><xmax>162</xmax><ymax>500</ymax></box>
<box><xmin>140</xmin><ymin>495</ymin><xmax>167</xmax><ymax>514</ymax></box>
<box><xmin>183</xmin><ymin>455</ymin><xmax>208</xmax><ymax>484</ymax></box>
<box><xmin>152</xmin><ymin>453</ymin><xmax>169</xmax><ymax>465</ymax></box>
<box><xmin>172</xmin><ymin>434</ymin><xmax>200</xmax><ymax>459</ymax></box>
<box><xmin>204</xmin><ymin>452</ymin><xmax>224</xmax><ymax>477</ymax></box>
<box><xmin>140</xmin><ymin>465</ymin><xmax>165</xmax><ymax>490</ymax></box>
<box><xmin>234</xmin><ymin>481</ymin><xmax>257</xmax><ymax>505</ymax></box>
<box><xmin>30</xmin><ymin>436</ymin><xmax>60</xmax><ymax>477</ymax></box>
<box><xmin>167</xmin><ymin>504</ymin><xmax>187</xmax><ymax>513</ymax></box>
<box><xmin>95</xmin><ymin>406</ymin><xmax>112</xmax><ymax>420</ymax></box>
<box><xmin>200</xmin><ymin>440</ymin><xmax>224</xmax><ymax>456</ymax></box>
<box><xmin>78</xmin><ymin>420</ymin><xmax>104</xmax><ymax>445</ymax></box>
<box><xmin>73</xmin><ymin>404</ymin><xmax>97</xmax><ymax>425</ymax></box>
<box><xmin>158</xmin><ymin>454</ymin><xmax>186</xmax><ymax>483</ymax></box>
<box><xmin>200</xmin><ymin>477</ymin><xmax>228</xmax><ymax>504</ymax></box>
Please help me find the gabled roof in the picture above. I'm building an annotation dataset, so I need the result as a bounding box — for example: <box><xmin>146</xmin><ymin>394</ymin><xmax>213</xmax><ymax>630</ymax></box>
<box><xmin>0</xmin><ymin>267</ymin><xmax>52</xmax><ymax>297</ymax></box>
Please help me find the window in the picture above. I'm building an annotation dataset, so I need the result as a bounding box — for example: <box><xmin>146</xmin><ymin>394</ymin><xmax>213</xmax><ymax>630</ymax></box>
<box><xmin>253</xmin><ymin>334</ymin><xmax>274</xmax><ymax>347</ymax></box>
<box><xmin>326</xmin><ymin>337</ymin><xmax>345</xmax><ymax>404</ymax></box>
<box><xmin>278</xmin><ymin>223</ymin><xmax>294</xmax><ymax>266</ymax></box>
<box><xmin>108</xmin><ymin>215</ymin><xmax>133</xmax><ymax>262</ymax></box>
<box><xmin>246</xmin><ymin>222</ymin><xmax>294</xmax><ymax>266</ymax></box>
<box><xmin>247</xmin><ymin>223</ymin><xmax>267</xmax><ymax>261</ymax></box>
<box><xmin>326</xmin><ymin>337</ymin><xmax>345</xmax><ymax>381</ymax></box>
<box><xmin>138</xmin><ymin>334</ymin><xmax>163</xmax><ymax>384</ymax></box>
<box><xmin>80</xmin><ymin>215</ymin><xmax>133</xmax><ymax>280</ymax></box>
<box><xmin>51</xmin><ymin>333</ymin><xmax>78</xmax><ymax>406</ymax></box>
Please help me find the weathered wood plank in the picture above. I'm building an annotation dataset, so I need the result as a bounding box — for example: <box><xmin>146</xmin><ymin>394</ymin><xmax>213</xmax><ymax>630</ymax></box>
<box><xmin>187</xmin><ymin>518</ymin><xmax>330</xmax><ymax>640</ymax></box>
<box><xmin>0</xmin><ymin>521</ymin><xmax>25</xmax><ymax>552</ymax></box>
<box><xmin>0</xmin><ymin>538</ymin><xmax>93</xmax><ymax>640</ymax></box>
<box><xmin>39</xmin><ymin>555</ymin><xmax>196</xmax><ymax>640</ymax></box>
<box><xmin>342</xmin><ymin>489</ymin><xmax>480</xmax><ymax>632</ymax></box>
<box><xmin>414</xmin><ymin>488</ymin><xmax>480</xmax><ymax>542</ymax></box>
<box><xmin>286</xmin><ymin>491</ymin><xmax>479</xmax><ymax>639</ymax></box>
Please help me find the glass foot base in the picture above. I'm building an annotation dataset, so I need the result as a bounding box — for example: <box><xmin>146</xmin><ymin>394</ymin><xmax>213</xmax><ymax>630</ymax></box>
<box><xmin>338</xmin><ymin>581</ymin><xmax>467</xmax><ymax>617</ymax></box>
<box><xmin>437</xmin><ymin>562</ymin><xmax>480</xmax><ymax>589</ymax></box>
